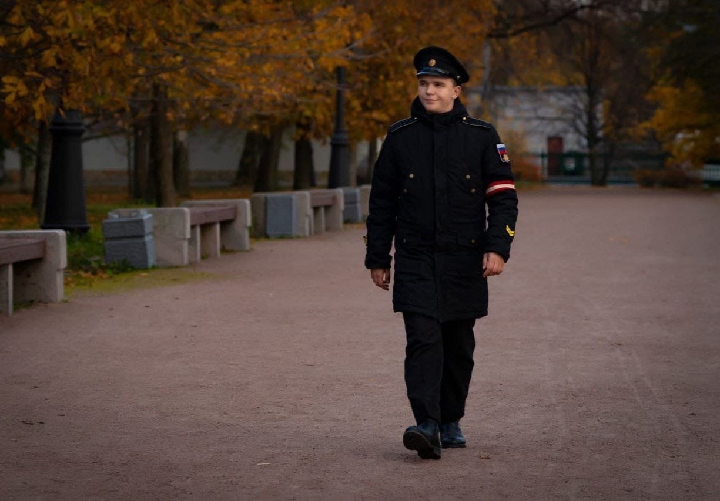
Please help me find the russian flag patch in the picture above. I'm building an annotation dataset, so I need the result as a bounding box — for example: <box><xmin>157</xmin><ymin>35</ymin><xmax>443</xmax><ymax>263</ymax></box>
<box><xmin>496</xmin><ymin>143</ymin><xmax>510</xmax><ymax>163</ymax></box>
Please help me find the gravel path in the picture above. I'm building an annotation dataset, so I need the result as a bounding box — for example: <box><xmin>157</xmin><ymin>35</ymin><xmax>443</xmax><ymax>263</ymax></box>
<box><xmin>1</xmin><ymin>187</ymin><xmax>719</xmax><ymax>500</ymax></box>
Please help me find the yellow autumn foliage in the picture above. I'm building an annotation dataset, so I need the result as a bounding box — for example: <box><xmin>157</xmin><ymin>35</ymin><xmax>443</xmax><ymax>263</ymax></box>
<box><xmin>0</xmin><ymin>1</ymin><xmax>367</xmax><ymax>139</ymax></box>
<box><xmin>645</xmin><ymin>80</ymin><xmax>720</xmax><ymax>167</ymax></box>
<box><xmin>344</xmin><ymin>0</ymin><xmax>496</xmax><ymax>140</ymax></box>
<box><xmin>0</xmin><ymin>0</ymin><xmax>505</xmax><ymax>143</ymax></box>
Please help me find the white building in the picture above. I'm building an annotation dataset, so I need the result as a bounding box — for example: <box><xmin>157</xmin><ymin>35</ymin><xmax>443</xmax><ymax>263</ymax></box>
<box><xmin>1</xmin><ymin>86</ymin><xmax>592</xmax><ymax>188</ymax></box>
<box><xmin>465</xmin><ymin>85</ymin><xmax>597</xmax><ymax>154</ymax></box>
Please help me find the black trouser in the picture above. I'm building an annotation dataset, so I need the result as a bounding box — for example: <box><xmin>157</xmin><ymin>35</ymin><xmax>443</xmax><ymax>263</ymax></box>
<box><xmin>403</xmin><ymin>312</ymin><xmax>476</xmax><ymax>425</ymax></box>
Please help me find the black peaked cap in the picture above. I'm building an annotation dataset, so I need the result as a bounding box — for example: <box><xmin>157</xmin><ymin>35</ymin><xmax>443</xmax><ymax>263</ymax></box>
<box><xmin>413</xmin><ymin>46</ymin><xmax>469</xmax><ymax>85</ymax></box>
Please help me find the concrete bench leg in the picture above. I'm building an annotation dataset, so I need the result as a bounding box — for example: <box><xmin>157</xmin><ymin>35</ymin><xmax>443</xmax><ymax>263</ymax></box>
<box><xmin>188</xmin><ymin>225</ymin><xmax>201</xmax><ymax>263</ymax></box>
<box><xmin>293</xmin><ymin>192</ymin><xmax>312</xmax><ymax>237</ymax></box>
<box><xmin>2</xmin><ymin>230</ymin><xmax>66</xmax><ymax>309</ymax></box>
<box><xmin>200</xmin><ymin>222</ymin><xmax>221</xmax><ymax>259</ymax></box>
<box><xmin>250</xmin><ymin>194</ymin><xmax>267</xmax><ymax>238</ymax></box>
<box><xmin>219</xmin><ymin>199</ymin><xmax>251</xmax><ymax>250</ymax></box>
<box><xmin>1</xmin><ymin>263</ymin><xmax>12</xmax><ymax>315</ymax></box>
<box><xmin>313</xmin><ymin>207</ymin><xmax>326</xmax><ymax>235</ymax></box>
<box><xmin>360</xmin><ymin>184</ymin><xmax>371</xmax><ymax>220</ymax></box>
<box><xmin>326</xmin><ymin>188</ymin><xmax>344</xmax><ymax>231</ymax></box>
<box><xmin>143</xmin><ymin>208</ymin><xmax>191</xmax><ymax>267</ymax></box>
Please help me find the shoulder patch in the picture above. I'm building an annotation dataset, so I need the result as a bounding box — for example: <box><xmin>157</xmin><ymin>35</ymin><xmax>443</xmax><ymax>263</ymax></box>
<box><xmin>388</xmin><ymin>117</ymin><xmax>418</xmax><ymax>134</ymax></box>
<box><xmin>461</xmin><ymin>116</ymin><xmax>492</xmax><ymax>129</ymax></box>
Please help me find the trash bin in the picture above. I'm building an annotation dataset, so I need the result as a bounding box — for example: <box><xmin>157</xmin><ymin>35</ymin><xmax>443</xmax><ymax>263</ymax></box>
<box><xmin>102</xmin><ymin>209</ymin><xmax>155</xmax><ymax>268</ymax></box>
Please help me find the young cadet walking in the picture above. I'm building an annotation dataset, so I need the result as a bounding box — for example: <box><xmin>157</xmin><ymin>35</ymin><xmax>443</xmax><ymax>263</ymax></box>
<box><xmin>365</xmin><ymin>46</ymin><xmax>519</xmax><ymax>460</ymax></box>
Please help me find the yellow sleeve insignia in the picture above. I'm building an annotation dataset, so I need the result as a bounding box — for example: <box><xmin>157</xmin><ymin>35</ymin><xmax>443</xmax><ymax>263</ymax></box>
<box><xmin>506</xmin><ymin>225</ymin><xmax>515</xmax><ymax>237</ymax></box>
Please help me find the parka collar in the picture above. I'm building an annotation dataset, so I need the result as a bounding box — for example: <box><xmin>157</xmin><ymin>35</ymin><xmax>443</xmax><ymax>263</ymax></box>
<box><xmin>411</xmin><ymin>96</ymin><xmax>468</xmax><ymax>126</ymax></box>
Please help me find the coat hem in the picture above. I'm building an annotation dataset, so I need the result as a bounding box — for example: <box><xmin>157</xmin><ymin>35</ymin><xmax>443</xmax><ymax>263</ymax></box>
<box><xmin>394</xmin><ymin>304</ymin><xmax>487</xmax><ymax>322</ymax></box>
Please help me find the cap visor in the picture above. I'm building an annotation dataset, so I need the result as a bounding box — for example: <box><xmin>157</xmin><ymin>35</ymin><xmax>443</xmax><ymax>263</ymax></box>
<box><xmin>416</xmin><ymin>68</ymin><xmax>454</xmax><ymax>79</ymax></box>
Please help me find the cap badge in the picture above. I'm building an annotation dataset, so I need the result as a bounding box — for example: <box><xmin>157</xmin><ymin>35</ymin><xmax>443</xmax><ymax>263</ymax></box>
<box><xmin>428</xmin><ymin>59</ymin><xmax>436</xmax><ymax>67</ymax></box>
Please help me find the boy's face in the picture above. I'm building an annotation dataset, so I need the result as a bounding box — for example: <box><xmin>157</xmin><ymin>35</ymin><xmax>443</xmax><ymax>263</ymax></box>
<box><xmin>417</xmin><ymin>76</ymin><xmax>461</xmax><ymax>114</ymax></box>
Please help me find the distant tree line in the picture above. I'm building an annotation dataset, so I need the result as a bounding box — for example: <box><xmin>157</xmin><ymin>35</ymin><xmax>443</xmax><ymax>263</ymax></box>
<box><xmin>0</xmin><ymin>0</ymin><xmax>715</xmax><ymax>215</ymax></box>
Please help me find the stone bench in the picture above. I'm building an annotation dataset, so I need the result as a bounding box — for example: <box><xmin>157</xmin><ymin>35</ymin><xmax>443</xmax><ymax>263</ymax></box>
<box><xmin>186</xmin><ymin>205</ymin><xmax>237</xmax><ymax>262</ymax></box>
<box><xmin>250</xmin><ymin>189</ymin><xmax>344</xmax><ymax>238</ymax></box>
<box><xmin>0</xmin><ymin>230</ymin><xmax>67</xmax><ymax>316</ymax></box>
<box><xmin>109</xmin><ymin>199</ymin><xmax>251</xmax><ymax>267</ymax></box>
<box><xmin>309</xmin><ymin>189</ymin><xmax>344</xmax><ymax>234</ymax></box>
<box><xmin>251</xmin><ymin>191</ymin><xmax>313</xmax><ymax>238</ymax></box>
<box><xmin>251</xmin><ymin>192</ymin><xmax>309</xmax><ymax>238</ymax></box>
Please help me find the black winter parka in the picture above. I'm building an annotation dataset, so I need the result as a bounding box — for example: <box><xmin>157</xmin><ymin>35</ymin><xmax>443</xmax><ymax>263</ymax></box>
<box><xmin>365</xmin><ymin>97</ymin><xmax>519</xmax><ymax>321</ymax></box>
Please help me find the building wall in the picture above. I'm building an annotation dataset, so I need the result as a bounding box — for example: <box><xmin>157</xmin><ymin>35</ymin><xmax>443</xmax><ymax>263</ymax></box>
<box><xmin>4</xmin><ymin>87</ymin><xmax>592</xmax><ymax>187</ymax></box>
<box><xmin>465</xmin><ymin>86</ymin><xmax>597</xmax><ymax>154</ymax></box>
<box><xmin>1</xmin><ymin>126</ymin><xmax>354</xmax><ymax>189</ymax></box>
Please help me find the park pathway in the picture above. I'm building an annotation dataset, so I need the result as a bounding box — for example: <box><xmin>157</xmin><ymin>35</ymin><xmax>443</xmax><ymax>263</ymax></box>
<box><xmin>1</xmin><ymin>187</ymin><xmax>720</xmax><ymax>499</ymax></box>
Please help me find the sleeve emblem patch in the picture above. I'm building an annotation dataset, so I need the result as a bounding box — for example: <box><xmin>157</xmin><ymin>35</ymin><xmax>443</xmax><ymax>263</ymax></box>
<box><xmin>496</xmin><ymin>143</ymin><xmax>510</xmax><ymax>163</ymax></box>
<box><xmin>506</xmin><ymin>225</ymin><xmax>515</xmax><ymax>237</ymax></box>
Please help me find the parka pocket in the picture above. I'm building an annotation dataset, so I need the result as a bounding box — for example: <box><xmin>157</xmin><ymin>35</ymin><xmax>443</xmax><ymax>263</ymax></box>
<box><xmin>448</xmin><ymin>167</ymin><xmax>482</xmax><ymax>208</ymax></box>
<box><xmin>395</xmin><ymin>230</ymin><xmax>425</xmax><ymax>249</ymax></box>
<box><xmin>450</xmin><ymin>232</ymin><xmax>486</xmax><ymax>280</ymax></box>
<box><xmin>395</xmin><ymin>230</ymin><xmax>434</xmax><ymax>257</ymax></box>
<box><xmin>457</xmin><ymin>232</ymin><xmax>485</xmax><ymax>249</ymax></box>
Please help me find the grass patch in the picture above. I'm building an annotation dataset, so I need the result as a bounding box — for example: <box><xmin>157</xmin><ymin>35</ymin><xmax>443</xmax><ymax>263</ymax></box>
<box><xmin>0</xmin><ymin>195</ymin><xmax>210</xmax><ymax>294</ymax></box>
<box><xmin>66</xmin><ymin>267</ymin><xmax>218</xmax><ymax>297</ymax></box>
<box><xmin>0</xmin><ymin>191</ymin><xmax>241</xmax><ymax>297</ymax></box>
<box><xmin>0</xmin><ymin>198</ymin><xmax>155</xmax><ymax>292</ymax></box>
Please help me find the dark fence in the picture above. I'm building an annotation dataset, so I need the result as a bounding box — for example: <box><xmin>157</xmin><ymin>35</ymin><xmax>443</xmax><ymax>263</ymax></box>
<box><xmin>700</xmin><ymin>163</ymin><xmax>720</xmax><ymax>186</ymax></box>
<box><xmin>529</xmin><ymin>151</ymin><xmax>667</xmax><ymax>184</ymax></box>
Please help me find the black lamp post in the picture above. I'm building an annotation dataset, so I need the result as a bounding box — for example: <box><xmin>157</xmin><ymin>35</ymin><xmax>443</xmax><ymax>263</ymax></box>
<box><xmin>327</xmin><ymin>66</ymin><xmax>351</xmax><ymax>188</ymax></box>
<box><xmin>41</xmin><ymin>109</ymin><xmax>89</xmax><ymax>234</ymax></box>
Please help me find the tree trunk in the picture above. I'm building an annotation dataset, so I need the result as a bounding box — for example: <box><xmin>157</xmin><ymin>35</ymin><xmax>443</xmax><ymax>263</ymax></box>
<box><xmin>586</xmin><ymin>90</ymin><xmax>605</xmax><ymax>187</ymax></box>
<box><xmin>349</xmin><ymin>140</ymin><xmax>357</xmax><ymax>188</ymax></box>
<box><xmin>133</xmin><ymin>120</ymin><xmax>150</xmax><ymax>201</ymax></box>
<box><xmin>366</xmin><ymin>136</ymin><xmax>378</xmax><ymax>183</ymax></box>
<box><xmin>0</xmin><ymin>137</ymin><xmax>6</xmax><ymax>186</ymax></box>
<box><xmin>19</xmin><ymin>141</ymin><xmax>35</xmax><ymax>194</ymax></box>
<box><xmin>310</xmin><ymin>149</ymin><xmax>317</xmax><ymax>188</ymax></box>
<box><xmin>589</xmin><ymin>149</ymin><xmax>600</xmax><ymax>185</ymax></box>
<box><xmin>126</xmin><ymin>133</ymin><xmax>132</xmax><ymax>199</ymax></box>
<box><xmin>235</xmin><ymin>131</ymin><xmax>265</xmax><ymax>186</ymax></box>
<box><xmin>173</xmin><ymin>130</ymin><xmax>190</xmax><ymax>197</ymax></box>
<box><xmin>32</xmin><ymin>122</ymin><xmax>51</xmax><ymax>220</ymax></box>
<box><xmin>599</xmin><ymin>142</ymin><xmax>614</xmax><ymax>186</ymax></box>
<box><xmin>149</xmin><ymin>83</ymin><xmax>176</xmax><ymax>207</ymax></box>
<box><xmin>254</xmin><ymin>127</ymin><xmax>283</xmax><ymax>192</ymax></box>
<box><xmin>293</xmin><ymin>136</ymin><xmax>314</xmax><ymax>190</ymax></box>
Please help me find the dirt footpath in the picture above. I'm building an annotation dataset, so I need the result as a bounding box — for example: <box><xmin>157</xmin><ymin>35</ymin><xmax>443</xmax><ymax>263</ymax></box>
<box><xmin>1</xmin><ymin>187</ymin><xmax>719</xmax><ymax>500</ymax></box>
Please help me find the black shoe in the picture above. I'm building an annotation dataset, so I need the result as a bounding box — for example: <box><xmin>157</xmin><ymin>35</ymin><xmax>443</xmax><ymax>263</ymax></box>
<box><xmin>440</xmin><ymin>421</ymin><xmax>467</xmax><ymax>448</ymax></box>
<box><xmin>403</xmin><ymin>420</ymin><xmax>441</xmax><ymax>459</ymax></box>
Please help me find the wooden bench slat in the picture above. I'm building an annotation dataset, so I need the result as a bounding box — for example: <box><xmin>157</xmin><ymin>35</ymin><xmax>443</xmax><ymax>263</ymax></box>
<box><xmin>188</xmin><ymin>206</ymin><xmax>237</xmax><ymax>226</ymax></box>
<box><xmin>0</xmin><ymin>238</ymin><xmax>46</xmax><ymax>266</ymax></box>
<box><xmin>310</xmin><ymin>192</ymin><xmax>336</xmax><ymax>208</ymax></box>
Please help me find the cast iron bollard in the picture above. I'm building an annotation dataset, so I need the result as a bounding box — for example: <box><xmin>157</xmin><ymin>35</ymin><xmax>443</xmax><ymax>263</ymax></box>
<box><xmin>42</xmin><ymin>109</ymin><xmax>90</xmax><ymax>234</ymax></box>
